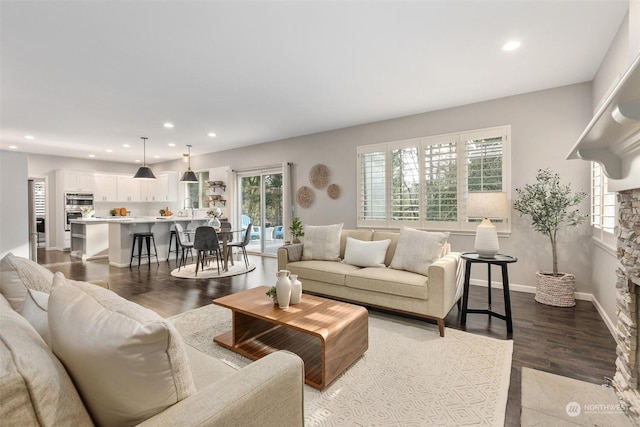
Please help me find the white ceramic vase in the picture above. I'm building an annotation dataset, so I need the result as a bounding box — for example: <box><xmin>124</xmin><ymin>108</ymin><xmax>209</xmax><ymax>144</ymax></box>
<box><xmin>275</xmin><ymin>270</ymin><xmax>292</xmax><ymax>309</ymax></box>
<box><xmin>290</xmin><ymin>274</ymin><xmax>302</xmax><ymax>304</ymax></box>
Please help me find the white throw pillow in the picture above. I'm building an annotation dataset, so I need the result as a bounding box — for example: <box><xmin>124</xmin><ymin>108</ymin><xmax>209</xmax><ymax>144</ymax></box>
<box><xmin>302</xmin><ymin>223</ymin><xmax>343</xmax><ymax>261</ymax></box>
<box><xmin>21</xmin><ymin>289</ymin><xmax>50</xmax><ymax>347</ymax></box>
<box><xmin>390</xmin><ymin>227</ymin><xmax>450</xmax><ymax>275</ymax></box>
<box><xmin>342</xmin><ymin>237</ymin><xmax>391</xmax><ymax>268</ymax></box>
<box><xmin>48</xmin><ymin>273</ymin><xmax>196</xmax><ymax>426</ymax></box>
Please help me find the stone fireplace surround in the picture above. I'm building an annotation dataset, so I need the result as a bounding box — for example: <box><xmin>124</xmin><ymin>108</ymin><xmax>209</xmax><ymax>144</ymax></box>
<box><xmin>613</xmin><ymin>188</ymin><xmax>640</xmax><ymax>423</ymax></box>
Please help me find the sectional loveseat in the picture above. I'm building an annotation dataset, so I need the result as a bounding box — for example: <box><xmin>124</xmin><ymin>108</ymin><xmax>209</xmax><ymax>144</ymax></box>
<box><xmin>0</xmin><ymin>253</ymin><xmax>304</xmax><ymax>426</ymax></box>
<box><xmin>277</xmin><ymin>227</ymin><xmax>462</xmax><ymax>337</ymax></box>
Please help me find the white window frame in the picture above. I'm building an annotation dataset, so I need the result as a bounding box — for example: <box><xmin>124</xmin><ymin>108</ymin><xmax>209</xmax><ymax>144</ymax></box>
<box><xmin>357</xmin><ymin>125</ymin><xmax>511</xmax><ymax>233</ymax></box>
<box><xmin>591</xmin><ymin>162</ymin><xmax>616</xmax><ymax>248</ymax></box>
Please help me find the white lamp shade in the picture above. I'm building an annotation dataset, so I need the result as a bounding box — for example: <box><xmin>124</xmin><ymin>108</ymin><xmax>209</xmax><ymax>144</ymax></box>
<box><xmin>466</xmin><ymin>192</ymin><xmax>509</xmax><ymax>219</ymax></box>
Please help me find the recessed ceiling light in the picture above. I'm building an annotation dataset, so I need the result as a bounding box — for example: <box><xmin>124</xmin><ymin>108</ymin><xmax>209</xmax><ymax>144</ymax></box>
<box><xmin>24</xmin><ymin>135</ymin><xmax>35</xmax><ymax>140</ymax></box>
<box><xmin>168</xmin><ymin>143</ymin><xmax>176</xmax><ymax>147</ymax></box>
<box><xmin>9</xmin><ymin>145</ymin><xmax>18</xmax><ymax>149</ymax></box>
<box><xmin>89</xmin><ymin>154</ymin><xmax>96</xmax><ymax>158</ymax></box>
<box><xmin>123</xmin><ymin>144</ymin><xmax>131</xmax><ymax>148</ymax></box>
<box><xmin>502</xmin><ymin>40</ymin><xmax>521</xmax><ymax>51</ymax></box>
<box><xmin>135</xmin><ymin>159</ymin><xmax>141</xmax><ymax>163</ymax></box>
<box><xmin>163</xmin><ymin>122</ymin><xmax>174</xmax><ymax>128</ymax></box>
<box><xmin>208</xmin><ymin>132</ymin><xmax>216</xmax><ymax>138</ymax></box>
<box><xmin>105</xmin><ymin>149</ymin><xmax>113</xmax><ymax>153</ymax></box>
<box><xmin>154</xmin><ymin>155</ymin><xmax>160</xmax><ymax>159</ymax></box>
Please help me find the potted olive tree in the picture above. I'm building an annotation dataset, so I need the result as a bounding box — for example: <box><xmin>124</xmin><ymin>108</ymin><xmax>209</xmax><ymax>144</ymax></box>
<box><xmin>513</xmin><ymin>169</ymin><xmax>588</xmax><ymax>307</ymax></box>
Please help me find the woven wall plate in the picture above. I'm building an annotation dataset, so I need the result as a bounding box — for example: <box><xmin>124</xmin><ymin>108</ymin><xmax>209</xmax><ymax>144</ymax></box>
<box><xmin>296</xmin><ymin>186</ymin><xmax>314</xmax><ymax>208</ymax></box>
<box><xmin>309</xmin><ymin>164</ymin><xmax>330</xmax><ymax>189</ymax></box>
<box><xmin>327</xmin><ymin>183</ymin><xmax>340</xmax><ymax>199</ymax></box>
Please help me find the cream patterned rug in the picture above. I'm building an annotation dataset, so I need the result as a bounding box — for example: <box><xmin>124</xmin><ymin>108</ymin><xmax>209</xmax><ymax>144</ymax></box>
<box><xmin>170</xmin><ymin>303</ymin><xmax>513</xmax><ymax>426</ymax></box>
<box><xmin>170</xmin><ymin>262</ymin><xmax>255</xmax><ymax>279</ymax></box>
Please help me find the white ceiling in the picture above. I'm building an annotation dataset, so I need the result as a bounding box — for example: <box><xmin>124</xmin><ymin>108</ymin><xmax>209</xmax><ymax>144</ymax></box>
<box><xmin>0</xmin><ymin>0</ymin><xmax>629</xmax><ymax>165</ymax></box>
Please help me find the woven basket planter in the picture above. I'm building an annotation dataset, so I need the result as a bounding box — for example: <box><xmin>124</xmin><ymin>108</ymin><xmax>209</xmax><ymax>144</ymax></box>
<box><xmin>534</xmin><ymin>272</ymin><xmax>576</xmax><ymax>307</ymax></box>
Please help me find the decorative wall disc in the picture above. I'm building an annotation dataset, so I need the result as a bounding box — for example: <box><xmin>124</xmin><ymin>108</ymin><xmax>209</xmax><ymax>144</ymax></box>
<box><xmin>309</xmin><ymin>164</ymin><xmax>330</xmax><ymax>189</ymax></box>
<box><xmin>296</xmin><ymin>186</ymin><xmax>314</xmax><ymax>208</ymax></box>
<box><xmin>327</xmin><ymin>183</ymin><xmax>341</xmax><ymax>199</ymax></box>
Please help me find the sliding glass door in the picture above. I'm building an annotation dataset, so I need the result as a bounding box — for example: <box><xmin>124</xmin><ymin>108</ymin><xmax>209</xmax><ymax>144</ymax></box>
<box><xmin>238</xmin><ymin>169</ymin><xmax>283</xmax><ymax>255</ymax></box>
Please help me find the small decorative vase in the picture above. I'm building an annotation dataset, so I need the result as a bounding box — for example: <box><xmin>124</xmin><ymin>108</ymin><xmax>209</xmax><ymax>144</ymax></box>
<box><xmin>275</xmin><ymin>270</ymin><xmax>292</xmax><ymax>309</ymax></box>
<box><xmin>290</xmin><ymin>274</ymin><xmax>302</xmax><ymax>304</ymax></box>
<box><xmin>208</xmin><ymin>217</ymin><xmax>221</xmax><ymax>228</ymax></box>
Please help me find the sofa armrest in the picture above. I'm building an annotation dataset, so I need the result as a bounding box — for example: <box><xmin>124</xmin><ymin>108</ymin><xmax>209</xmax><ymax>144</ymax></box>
<box><xmin>427</xmin><ymin>252</ymin><xmax>461</xmax><ymax>318</ymax></box>
<box><xmin>277</xmin><ymin>243</ymin><xmax>304</xmax><ymax>270</ymax></box>
<box><xmin>137</xmin><ymin>350</ymin><xmax>305</xmax><ymax>427</ymax></box>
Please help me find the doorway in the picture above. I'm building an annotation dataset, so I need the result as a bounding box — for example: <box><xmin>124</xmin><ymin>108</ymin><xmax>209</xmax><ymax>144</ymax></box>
<box><xmin>238</xmin><ymin>169</ymin><xmax>283</xmax><ymax>255</ymax></box>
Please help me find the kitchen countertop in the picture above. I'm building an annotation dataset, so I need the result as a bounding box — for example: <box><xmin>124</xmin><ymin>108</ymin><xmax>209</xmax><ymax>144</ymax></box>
<box><xmin>70</xmin><ymin>216</ymin><xmax>208</xmax><ymax>224</ymax></box>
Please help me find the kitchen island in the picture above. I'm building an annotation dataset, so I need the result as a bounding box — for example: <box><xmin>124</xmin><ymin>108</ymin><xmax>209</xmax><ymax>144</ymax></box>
<box><xmin>70</xmin><ymin>217</ymin><xmax>208</xmax><ymax>266</ymax></box>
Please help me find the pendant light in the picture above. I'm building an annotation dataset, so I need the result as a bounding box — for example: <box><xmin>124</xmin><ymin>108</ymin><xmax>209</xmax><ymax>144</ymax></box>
<box><xmin>180</xmin><ymin>144</ymin><xmax>198</xmax><ymax>182</ymax></box>
<box><xmin>133</xmin><ymin>137</ymin><xmax>156</xmax><ymax>180</ymax></box>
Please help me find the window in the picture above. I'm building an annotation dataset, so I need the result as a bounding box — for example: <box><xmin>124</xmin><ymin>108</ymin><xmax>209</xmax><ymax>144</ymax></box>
<box><xmin>357</xmin><ymin>125</ymin><xmax>510</xmax><ymax>232</ymax></box>
<box><xmin>185</xmin><ymin>171</ymin><xmax>209</xmax><ymax>208</ymax></box>
<box><xmin>591</xmin><ymin>162</ymin><xmax>616</xmax><ymax>246</ymax></box>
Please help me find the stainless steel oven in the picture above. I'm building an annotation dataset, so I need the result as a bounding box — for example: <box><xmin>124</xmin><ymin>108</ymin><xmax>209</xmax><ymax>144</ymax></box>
<box><xmin>64</xmin><ymin>192</ymin><xmax>93</xmax><ymax>231</ymax></box>
<box><xmin>65</xmin><ymin>210</ymin><xmax>83</xmax><ymax>231</ymax></box>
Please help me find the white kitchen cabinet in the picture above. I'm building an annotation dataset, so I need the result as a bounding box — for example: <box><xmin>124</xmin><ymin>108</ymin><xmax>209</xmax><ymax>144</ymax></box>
<box><xmin>117</xmin><ymin>175</ymin><xmax>141</xmax><ymax>202</ymax></box>
<box><xmin>141</xmin><ymin>172</ymin><xmax>178</xmax><ymax>202</ymax></box>
<box><xmin>57</xmin><ymin>169</ymin><xmax>95</xmax><ymax>192</ymax></box>
<box><xmin>94</xmin><ymin>174</ymin><xmax>118</xmax><ymax>202</ymax></box>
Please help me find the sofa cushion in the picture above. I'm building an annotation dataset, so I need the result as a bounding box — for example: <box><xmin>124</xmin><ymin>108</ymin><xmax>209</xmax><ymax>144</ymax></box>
<box><xmin>287</xmin><ymin>260</ymin><xmax>361</xmax><ymax>286</ymax></box>
<box><xmin>48</xmin><ymin>273</ymin><xmax>196</xmax><ymax>426</ymax></box>
<box><xmin>21</xmin><ymin>289</ymin><xmax>51</xmax><ymax>347</ymax></box>
<box><xmin>346</xmin><ymin>267</ymin><xmax>429</xmax><ymax>299</ymax></box>
<box><xmin>390</xmin><ymin>227</ymin><xmax>449</xmax><ymax>275</ymax></box>
<box><xmin>0</xmin><ymin>293</ymin><xmax>93</xmax><ymax>426</ymax></box>
<box><xmin>302</xmin><ymin>223</ymin><xmax>343</xmax><ymax>261</ymax></box>
<box><xmin>0</xmin><ymin>252</ymin><xmax>53</xmax><ymax>312</ymax></box>
<box><xmin>342</xmin><ymin>237</ymin><xmax>390</xmax><ymax>268</ymax></box>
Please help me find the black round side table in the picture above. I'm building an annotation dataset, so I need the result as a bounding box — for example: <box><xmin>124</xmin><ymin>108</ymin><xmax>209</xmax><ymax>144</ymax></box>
<box><xmin>460</xmin><ymin>252</ymin><xmax>518</xmax><ymax>334</ymax></box>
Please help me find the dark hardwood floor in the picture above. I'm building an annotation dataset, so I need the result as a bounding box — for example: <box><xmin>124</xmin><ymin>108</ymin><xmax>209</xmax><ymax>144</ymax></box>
<box><xmin>37</xmin><ymin>249</ymin><xmax>617</xmax><ymax>427</ymax></box>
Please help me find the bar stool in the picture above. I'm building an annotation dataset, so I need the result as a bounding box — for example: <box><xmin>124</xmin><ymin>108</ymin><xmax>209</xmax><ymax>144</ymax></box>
<box><xmin>129</xmin><ymin>232</ymin><xmax>159</xmax><ymax>268</ymax></box>
<box><xmin>167</xmin><ymin>225</ymin><xmax>179</xmax><ymax>264</ymax></box>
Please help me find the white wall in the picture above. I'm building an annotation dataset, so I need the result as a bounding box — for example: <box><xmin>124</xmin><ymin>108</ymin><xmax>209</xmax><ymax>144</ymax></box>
<box><xmin>155</xmin><ymin>82</ymin><xmax>595</xmax><ymax>292</ymax></box>
<box><xmin>589</xmin><ymin>6</ymin><xmax>639</xmax><ymax>331</ymax></box>
<box><xmin>0</xmin><ymin>150</ymin><xmax>29</xmax><ymax>258</ymax></box>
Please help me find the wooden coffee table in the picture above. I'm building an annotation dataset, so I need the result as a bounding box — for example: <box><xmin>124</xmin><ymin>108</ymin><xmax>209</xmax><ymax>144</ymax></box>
<box><xmin>213</xmin><ymin>286</ymin><xmax>368</xmax><ymax>389</ymax></box>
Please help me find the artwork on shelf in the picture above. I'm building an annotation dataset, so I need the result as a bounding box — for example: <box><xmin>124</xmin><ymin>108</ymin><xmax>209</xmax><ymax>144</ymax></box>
<box><xmin>309</xmin><ymin>164</ymin><xmax>330</xmax><ymax>189</ymax></box>
<box><xmin>296</xmin><ymin>186</ymin><xmax>314</xmax><ymax>208</ymax></box>
<box><xmin>327</xmin><ymin>184</ymin><xmax>340</xmax><ymax>199</ymax></box>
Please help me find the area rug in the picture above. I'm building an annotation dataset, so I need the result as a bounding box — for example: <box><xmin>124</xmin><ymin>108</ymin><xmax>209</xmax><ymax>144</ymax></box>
<box><xmin>170</xmin><ymin>304</ymin><xmax>513</xmax><ymax>426</ymax></box>
<box><xmin>170</xmin><ymin>262</ymin><xmax>255</xmax><ymax>279</ymax></box>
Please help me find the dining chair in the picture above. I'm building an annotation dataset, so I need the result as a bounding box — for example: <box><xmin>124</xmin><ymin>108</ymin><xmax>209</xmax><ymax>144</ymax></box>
<box><xmin>227</xmin><ymin>222</ymin><xmax>252</xmax><ymax>269</ymax></box>
<box><xmin>194</xmin><ymin>226</ymin><xmax>222</xmax><ymax>276</ymax></box>
<box><xmin>174</xmin><ymin>223</ymin><xmax>194</xmax><ymax>271</ymax></box>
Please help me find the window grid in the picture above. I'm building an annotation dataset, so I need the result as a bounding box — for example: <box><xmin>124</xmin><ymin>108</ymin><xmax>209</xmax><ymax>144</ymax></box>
<box><xmin>358</xmin><ymin>126</ymin><xmax>510</xmax><ymax>232</ymax></box>
<box><xmin>359</xmin><ymin>151</ymin><xmax>386</xmax><ymax>221</ymax></box>
<box><xmin>591</xmin><ymin>162</ymin><xmax>615</xmax><ymax>235</ymax></box>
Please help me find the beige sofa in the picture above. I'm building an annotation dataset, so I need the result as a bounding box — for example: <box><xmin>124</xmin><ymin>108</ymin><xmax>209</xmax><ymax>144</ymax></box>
<box><xmin>278</xmin><ymin>229</ymin><xmax>462</xmax><ymax>337</ymax></box>
<box><xmin>0</xmin><ymin>253</ymin><xmax>304</xmax><ymax>426</ymax></box>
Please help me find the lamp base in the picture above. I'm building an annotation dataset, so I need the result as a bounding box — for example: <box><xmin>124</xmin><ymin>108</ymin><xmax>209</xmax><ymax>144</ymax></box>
<box><xmin>474</xmin><ymin>218</ymin><xmax>499</xmax><ymax>258</ymax></box>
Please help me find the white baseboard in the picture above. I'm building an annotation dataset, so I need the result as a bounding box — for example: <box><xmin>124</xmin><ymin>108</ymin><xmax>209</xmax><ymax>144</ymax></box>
<box><xmin>469</xmin><ymin>279</ymin><xmax>616</xmax><ymax>340</ymax></box>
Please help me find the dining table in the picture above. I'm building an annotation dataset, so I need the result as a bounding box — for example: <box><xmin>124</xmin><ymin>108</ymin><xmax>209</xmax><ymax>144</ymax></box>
<box><xmin>186</xmin><ymin>227</ymin><xmax>242</xmax><ymax>273</ymax></box>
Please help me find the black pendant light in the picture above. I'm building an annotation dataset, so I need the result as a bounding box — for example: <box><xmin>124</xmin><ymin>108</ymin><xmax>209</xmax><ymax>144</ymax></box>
<box><xmin>133</xmin><ymin>137</ymin><xmax>156</xmax><ymax>180</ymax></box>
<box><xmin>180</xmin><ymin>144</ymin><xmax>198</xmax><ymax>182</ymax></box>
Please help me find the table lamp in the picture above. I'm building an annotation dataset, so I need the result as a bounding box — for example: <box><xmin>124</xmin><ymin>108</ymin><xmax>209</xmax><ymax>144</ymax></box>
<box><xmin>466</xmin><ymin>192</ymin><xmax>509</xmax><ymax>258</ymax></box>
